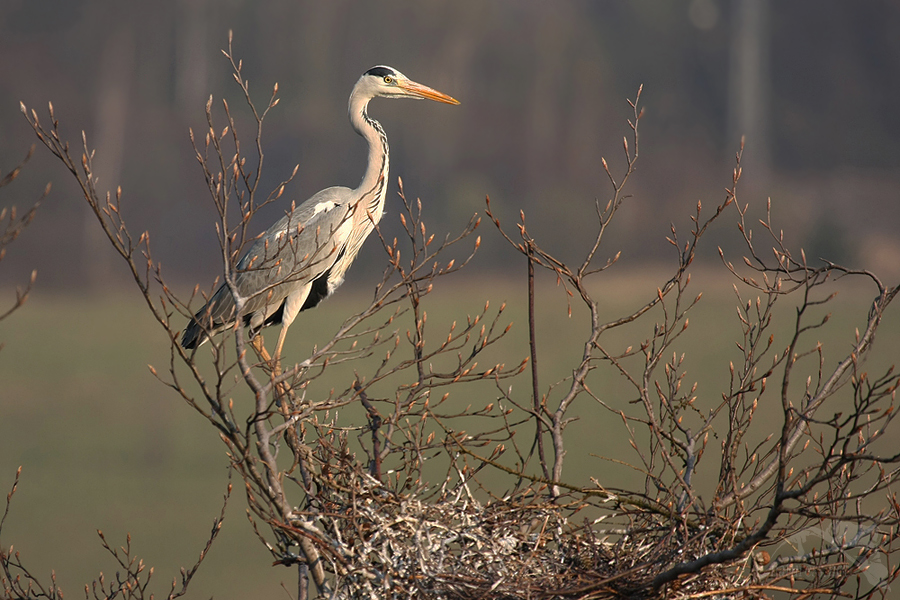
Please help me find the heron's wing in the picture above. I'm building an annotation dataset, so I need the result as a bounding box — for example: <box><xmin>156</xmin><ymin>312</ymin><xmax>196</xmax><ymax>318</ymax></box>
<box><xmin>237</xmin><ymin>187</ymin><xmax>354</xmax><ymax>315</ymax></box>
<box><xmin>187</xmin><ymin>187</ymin><xmax>355</xmax><ymax>336</ymax></box>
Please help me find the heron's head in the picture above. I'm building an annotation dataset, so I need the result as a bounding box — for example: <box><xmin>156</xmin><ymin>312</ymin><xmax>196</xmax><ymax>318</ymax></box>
<box><xmin>354</xmin><ymin>66</ymin><xmax>459</xmax><ymax>105</ymax></box>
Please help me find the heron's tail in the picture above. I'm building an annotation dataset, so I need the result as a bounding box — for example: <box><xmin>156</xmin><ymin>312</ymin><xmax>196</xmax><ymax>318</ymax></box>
<box><xmin>181</xmin><ymin>318</ymin><xmax>206</xmax><ymax>350</ymax></box>
<box><xmin>182</xmin><ymin>284</ymin><xmax>234</xmax><ymax>350</ymax></box>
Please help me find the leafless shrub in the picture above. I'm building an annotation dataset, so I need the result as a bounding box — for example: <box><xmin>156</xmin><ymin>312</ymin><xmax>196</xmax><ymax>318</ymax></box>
<box><xmin>6</xmin><ymin>36</ymin><xmax>900</xmax><ymax>600</ymax></box>
<box><xmin>482</xmin><ymin>92</ymin><xmax>900</xmax><ymax>597</ymax></box>
<box><xmin>1</xmin><ymin>467</ymin><xmax>229</xmax><ymax>600</ymax></box>
<box><xmin>0</xmin><ymin>147</ymin><xmax>45</xmax><ymax>340</ymax></box>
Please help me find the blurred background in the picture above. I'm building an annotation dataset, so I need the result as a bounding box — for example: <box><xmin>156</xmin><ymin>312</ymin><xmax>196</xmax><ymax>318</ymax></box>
<box><xmin>2</xmin><ymin>0</ymin><xmax>900</xmax><ymax>597</ymax></box>
<box><xmin>3</xmin><ymin>0</ymin><xmax>900</xmax><ymax>289</ymax></box>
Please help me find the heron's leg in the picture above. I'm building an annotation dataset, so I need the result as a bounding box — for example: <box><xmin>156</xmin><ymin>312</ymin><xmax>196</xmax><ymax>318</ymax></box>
<box><xmin>250</xmin><ymin>334</ymin><xmax>289</xmax><ymax>400</ymax></box>
<box><xmin>250</xmin><ymin>334</ymin><xmax>274</xmax><ymax>365</ymax></box>
<box><xmin>260</xmin><ymin>324</ymin><xmax>306</xmax><ymax>476</ymax></box>
<box><xmin>250</xmin><ymin>335</ymin><xmax>293</xmax><ymax>405</ymax></box>
<box><xmin>273</xmin><ymin>321</ymin><xmax>291</xmax><ymax>373</ymax></box>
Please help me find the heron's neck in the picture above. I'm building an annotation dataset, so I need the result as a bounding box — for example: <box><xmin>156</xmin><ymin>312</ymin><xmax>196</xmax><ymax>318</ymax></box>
<box><xmin>349</xmin><ymin>95</ymin><xmax>389</xmax><ymax>219</ymax></box>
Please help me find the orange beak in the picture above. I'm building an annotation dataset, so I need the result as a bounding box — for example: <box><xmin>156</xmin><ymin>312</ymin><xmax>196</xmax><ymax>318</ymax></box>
<box><xmin>397</xmin><ymin>79</ymin><xmax>460</xmax><ymax>105</ymax></box>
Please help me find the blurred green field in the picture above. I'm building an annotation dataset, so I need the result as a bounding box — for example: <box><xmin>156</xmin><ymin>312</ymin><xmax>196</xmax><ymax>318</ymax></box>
<box><xmin>1</xmin><ymin>268</ymin><xmax>898</xmax><ymax>598</ymax></box>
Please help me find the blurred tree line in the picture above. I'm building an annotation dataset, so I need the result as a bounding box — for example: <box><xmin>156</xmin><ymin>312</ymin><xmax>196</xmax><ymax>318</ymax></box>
<box><xmin>1</xmin><ymin>0</ymin><xmax>899</xmax><ymax>290</ymax></box>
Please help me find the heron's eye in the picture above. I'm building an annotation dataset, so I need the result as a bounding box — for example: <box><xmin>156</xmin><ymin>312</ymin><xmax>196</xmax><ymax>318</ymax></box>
<box><xmin>383</xmin><ymin>76</ymin><xmax>393</xmax><ymax>84</ymax></box>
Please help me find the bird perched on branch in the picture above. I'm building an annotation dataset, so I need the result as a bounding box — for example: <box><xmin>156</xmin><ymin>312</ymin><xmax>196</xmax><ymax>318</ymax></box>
<box><xmin>181</xmin><ymin>66</ymin><xmax>459</xmax><ymax>354</ymax></box>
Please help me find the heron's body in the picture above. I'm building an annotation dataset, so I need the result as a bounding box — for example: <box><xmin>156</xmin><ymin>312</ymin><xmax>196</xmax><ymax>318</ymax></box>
<box><xmin>182</xmin><ymin>66</ymin><xmax>458</xmax><ymax>351</ymax></box>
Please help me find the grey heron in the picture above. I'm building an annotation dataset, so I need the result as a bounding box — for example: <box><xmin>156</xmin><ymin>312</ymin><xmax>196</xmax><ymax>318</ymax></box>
<box><xmin>181</xmin><ymin>66</ymin><xmax>459</xmax><ymax>355</ymax></box>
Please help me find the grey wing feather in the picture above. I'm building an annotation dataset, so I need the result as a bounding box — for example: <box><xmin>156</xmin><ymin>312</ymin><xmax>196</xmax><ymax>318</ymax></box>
<box><xmin>182</xmin><ymin>186</ymin><xmax>354</xmax><ymax>348</ymax></box>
